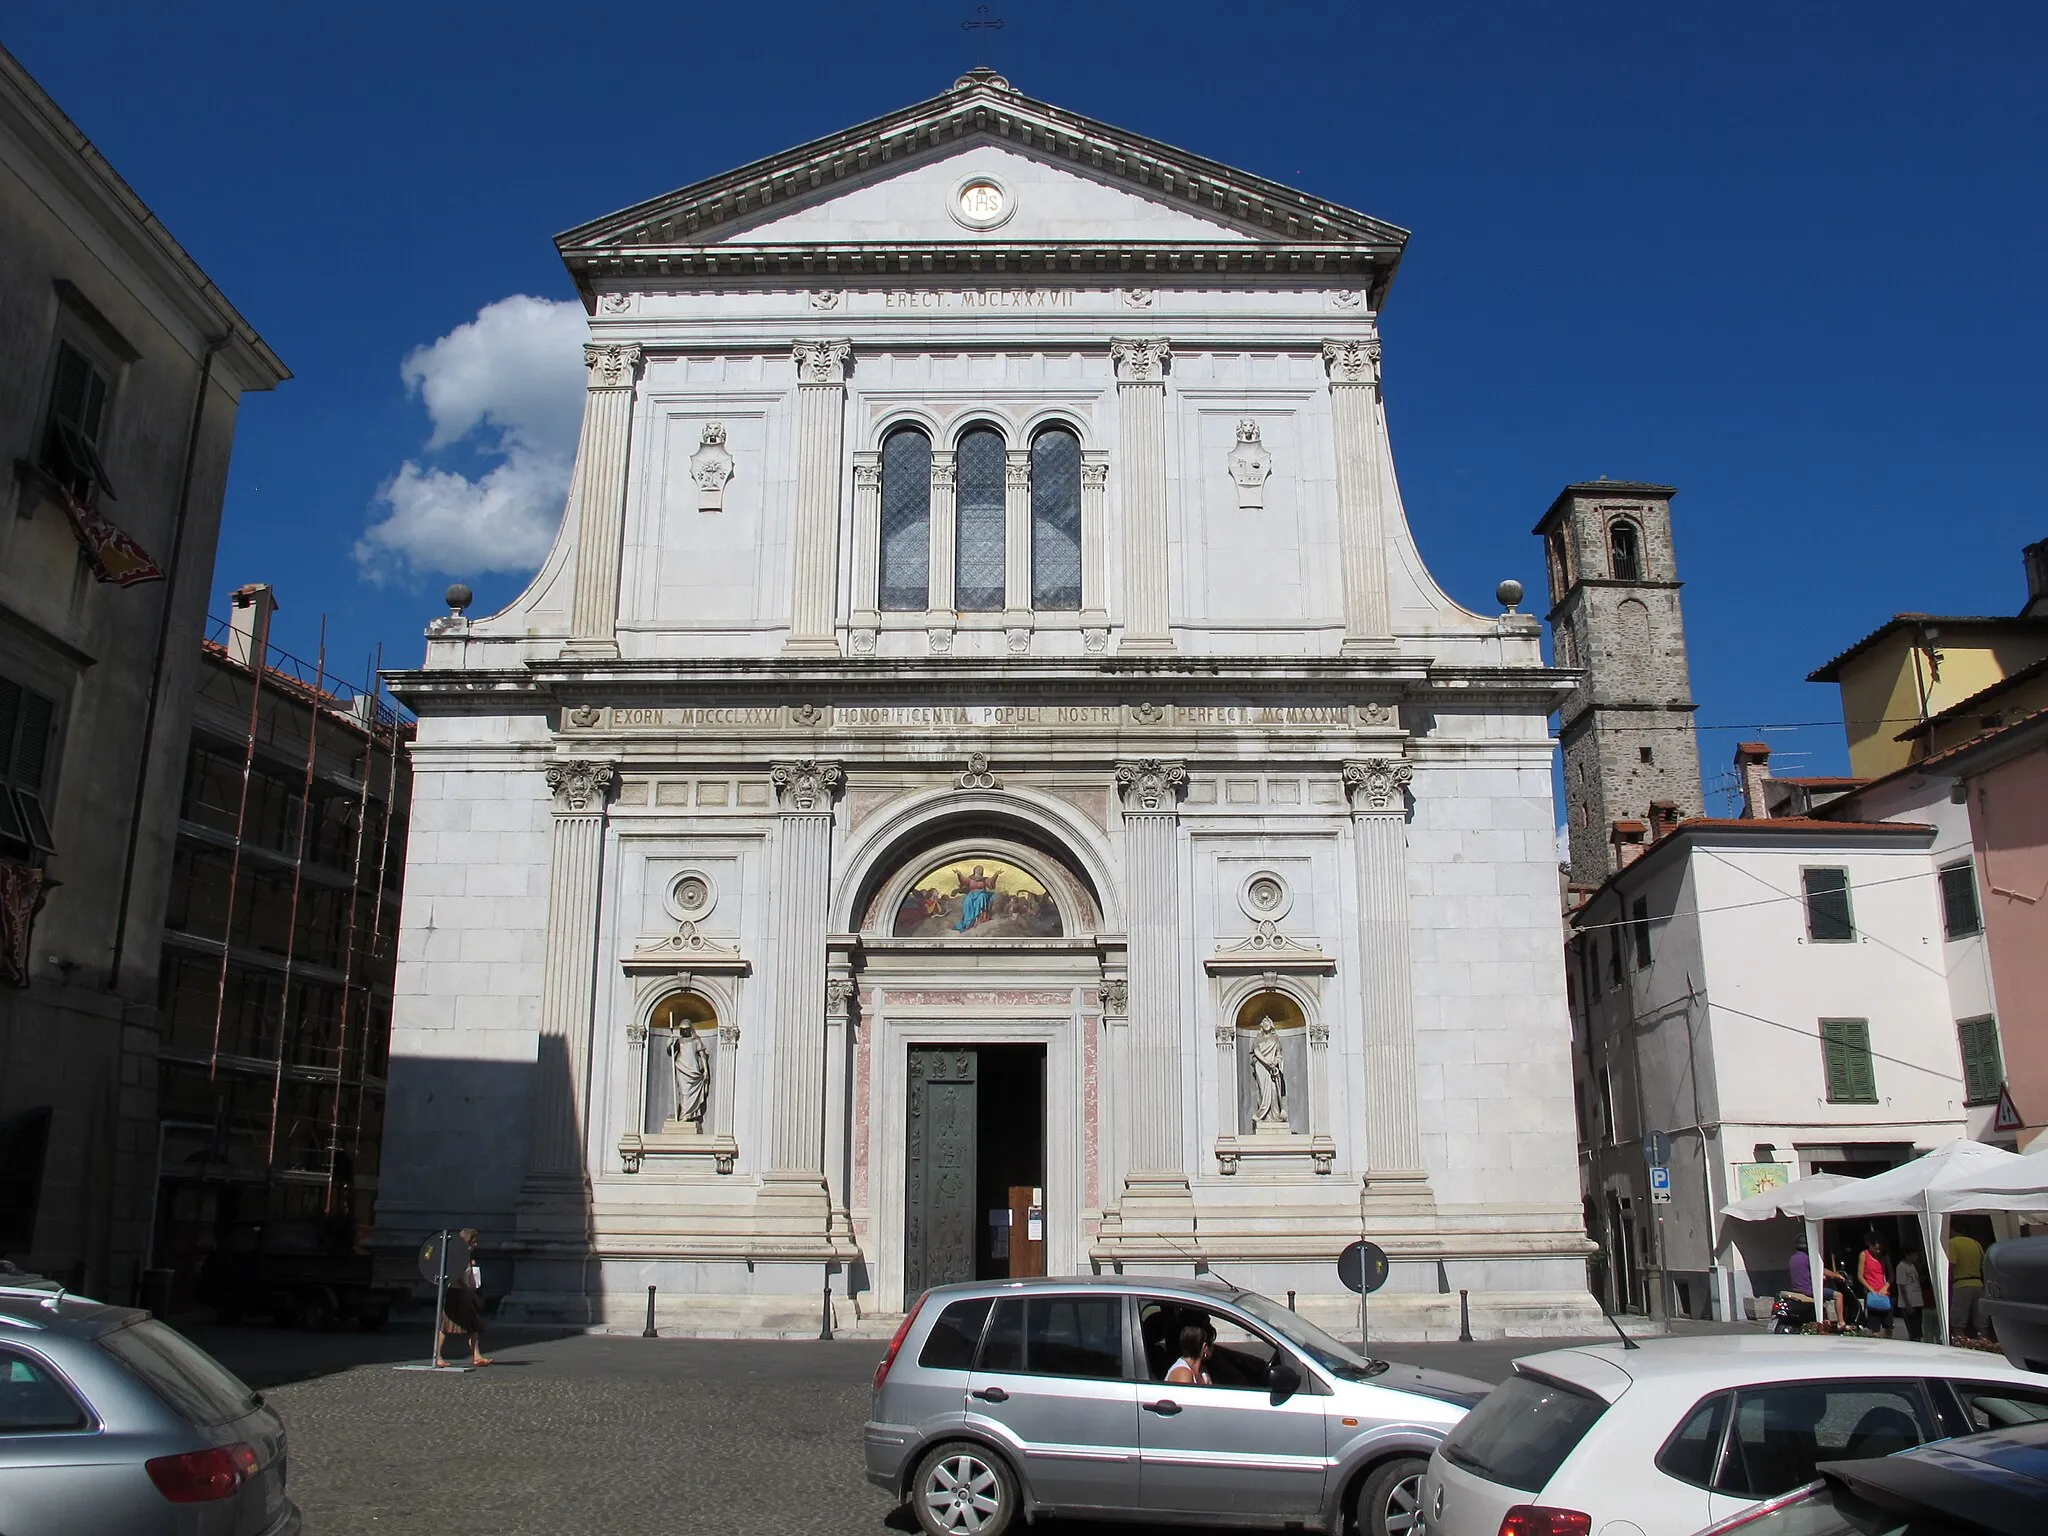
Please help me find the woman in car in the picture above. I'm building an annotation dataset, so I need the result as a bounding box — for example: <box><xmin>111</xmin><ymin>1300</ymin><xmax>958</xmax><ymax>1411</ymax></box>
<box><xmin>1164</xmin><ymin>1323</ymin><xmax>1212</xmax><ymax>1386</ymax></box>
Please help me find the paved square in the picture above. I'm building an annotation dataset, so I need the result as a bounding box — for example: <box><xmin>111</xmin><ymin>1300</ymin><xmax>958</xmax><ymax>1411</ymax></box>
<box><xmin>186</xmin><ymin>1326</ymin><xmax>1596</xmax><ymax>1535</ymax></box>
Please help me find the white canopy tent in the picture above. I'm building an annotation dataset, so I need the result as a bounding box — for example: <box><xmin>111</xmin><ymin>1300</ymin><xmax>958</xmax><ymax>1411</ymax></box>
<box><xmin>1802</xmin><ymin>1139</ymin><xmax>2043</xmax><ymax>1342</ymax></box>
<box><xmin>1720</xmin><ymin>1172</ymin><xmax>1858</xmax><ymax>1223</ymax></box>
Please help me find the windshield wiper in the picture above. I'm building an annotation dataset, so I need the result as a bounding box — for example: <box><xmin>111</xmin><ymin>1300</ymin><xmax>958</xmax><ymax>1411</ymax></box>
<box><xmin>1332</xmin><ymin>1358</ymin><xmax>1391</xmax><ymax>1379</ymax></box>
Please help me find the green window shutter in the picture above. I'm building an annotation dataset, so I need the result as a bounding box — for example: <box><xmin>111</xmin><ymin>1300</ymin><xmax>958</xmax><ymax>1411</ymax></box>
<box><xmin>1804</xmin><ymin>868</ymin><xmax>1855</xmax><ymax>942</ymax></box>
<box><xmin>1823</xmin><ymin>1020</ymin><xmax>1877</xmax><ymax>1104</ymax></box>
<box><xmin>1959</xmin><ymin>1017</ymin><xmax>2003</xmax><ymax>1105</ymax></box>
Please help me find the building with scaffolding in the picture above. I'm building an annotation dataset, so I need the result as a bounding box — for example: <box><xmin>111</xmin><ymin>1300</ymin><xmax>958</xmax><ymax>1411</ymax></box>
<box><xmin>0</xmin><ymin>43</ymin><xmax>287</xmax><ymax>1296</ymax></box>
<box><xmin>147</xmin><ymin>585</ymin><xmax>412</xmax><ymax>1311</ymax></box>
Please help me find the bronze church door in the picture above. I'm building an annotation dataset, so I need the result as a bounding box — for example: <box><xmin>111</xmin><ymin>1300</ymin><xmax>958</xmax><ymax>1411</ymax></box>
<box><xmin>904</xmin><ymin>1047</ymin><xmax>978</xmax><ymax>1296</ymax></box>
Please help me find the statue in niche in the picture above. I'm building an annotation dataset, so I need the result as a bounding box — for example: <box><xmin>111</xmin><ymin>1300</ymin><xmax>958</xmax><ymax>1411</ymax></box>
<box><xmin>690</xmin><ymin>422</ymin><xmax>734</xmax><ymax>512</ymax></box>
<box><xmin>669</xmin><ymin>1027</ymin><xmax>711</xmax><ymax>1131</ymax></box>
<box><xmin>1227</xmin><ymin>419</ymin><xmax>1273</xmax><ymax>510</ymax></box>
<box><xmin>1250</xmin><ymin>1017</ymin><xmax>1288</xmax><ymax>1129</ymax></box>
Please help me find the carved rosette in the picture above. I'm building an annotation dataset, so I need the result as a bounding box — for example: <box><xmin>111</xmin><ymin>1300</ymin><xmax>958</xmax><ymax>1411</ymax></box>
<box><xmin>792</xmin><ymin>339</ymin><xmax>852</xmax><ymax>385</ymax></box>
<box><xmin>1343</xmin><ymin>758</ymin><xmax>1413</xmax><ymax>813</ymax></box>
<box><xmin>1115</xmin><ymin>758</ymin><xmax>1189</xmax><ymax>814</ymax></box>
<box><xmin>545</xmin><ymin>759</ymin><xmax>616</xmax><ymax>813</ymax></box>
<box><xmin>769</xmin><ymin>758</ymin><xmax>843</xmax><ymax>813</ymax></box>
<box><xmin>1322</xmin><ymin>336</ymin><xmax>1382</xmax><ymax>392</ymax></box>
<box><xmin>583</xmin><ymin>343</ymin><xmax>643</xmax><ymax>390</ymax></box>
<box><xmin>1110</xmin><ymin>337</ymin><xmax>1170</xmax><ymax>383</ymax></box>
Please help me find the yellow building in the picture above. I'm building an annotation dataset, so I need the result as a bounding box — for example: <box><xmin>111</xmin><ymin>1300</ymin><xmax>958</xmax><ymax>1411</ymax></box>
<box><xmin>1811</xmin><ymin>603</ymin><xmax>2048</xmax><ymax>779</ymax></box>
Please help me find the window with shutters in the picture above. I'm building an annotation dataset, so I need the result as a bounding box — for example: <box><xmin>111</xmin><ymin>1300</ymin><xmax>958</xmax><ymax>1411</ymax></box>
<box><xmin>0</xmin><ymin>677</ymin><xmax>60</xmax><ymax>859</ymax></box>
<box><xmin>1958</xmin><ymin>1016</ymin><xmax>2003</xmax><ymax>1106</ymax></box>
<box><xmin>1820</xmin><ymin>1019</ymin><xmax>1878</xmax><ymax>1104</ymax></box>
<box><xmin>1940</xmin><ymin>860</ymin><xmax>1983</xmax><ymax>941</ymax></box>
<box><xmin>40</xmin><ymin>340</ymin><xmax>116</xmax><ymax>503</ymax></box>
<box><xmin>1607</xmin><ymin>926</ymin><xmax>1624</xmax><ymax>989</ymax></box>
<box><xmin>1630</xmin><ymin>897</ymin><xmax>1653</xmax><ymax>969</ymax></box>
<box><xmin>1802</xmin><ymin>867</ymin><xmax>1855</xmax><ymax>943</ymax></box>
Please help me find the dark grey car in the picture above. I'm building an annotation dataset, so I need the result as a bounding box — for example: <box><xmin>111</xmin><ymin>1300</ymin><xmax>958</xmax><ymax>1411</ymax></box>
<box><xmin>865</xmin><ymin>1275</ymin><xmax>1486</xmax><ymax>1536</ymax></box>
<box><xmin>0</xmin><ymin>1284</ymin><xmax>299</xmax><ymax>1535</ymax></box>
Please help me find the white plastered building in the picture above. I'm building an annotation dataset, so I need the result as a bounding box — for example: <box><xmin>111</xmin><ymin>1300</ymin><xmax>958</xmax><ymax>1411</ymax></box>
<box><xmin>377</xmin><ymin>72</ymin><xmax>1600</xmax><ymax>1336</ymax></box>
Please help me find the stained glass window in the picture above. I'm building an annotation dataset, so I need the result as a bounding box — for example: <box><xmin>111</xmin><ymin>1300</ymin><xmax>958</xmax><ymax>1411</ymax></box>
<box><xmin>1030</xmin><ymin>427</ymin><xmax>1082</xmax><ymax>610</ymax></box>
<box><xmin>879</xmin><ymin>427</ymin><xmax>931</xmax><ymax>611</ymax></box>
<box><xmin>955</xmin><ymin>426</ymin><xmax>1006</xmax><ymax>611</ymax></box>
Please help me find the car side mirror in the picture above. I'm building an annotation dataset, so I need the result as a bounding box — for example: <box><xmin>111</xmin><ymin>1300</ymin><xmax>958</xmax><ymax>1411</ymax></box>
<box><xmin>1267</xmin><ymin>1359</ymin><xmax>1302</xmax><ymax>1403</ymax></box>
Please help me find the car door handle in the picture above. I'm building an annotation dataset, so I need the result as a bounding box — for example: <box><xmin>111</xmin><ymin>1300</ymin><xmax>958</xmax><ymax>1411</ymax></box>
<box><xmin>1143</xmin><ymin>1399</ymin><xmax>1182</xmax><ymax>1415</ymax></box>
<box><xmin>971</xmin><ymin>1387</ymin><xmax>1009</xmax><ymax>1403</ymax></box>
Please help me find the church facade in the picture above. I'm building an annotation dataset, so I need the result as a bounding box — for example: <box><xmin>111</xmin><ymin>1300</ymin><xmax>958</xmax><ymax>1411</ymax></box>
<box><xmin>379</xmin><ymin>73</ymin><xmax>1599</xmax><ymax>1335</ymax></box>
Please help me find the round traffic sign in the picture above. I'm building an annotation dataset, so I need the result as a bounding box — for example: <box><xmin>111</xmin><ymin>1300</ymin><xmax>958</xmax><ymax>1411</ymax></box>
<box><xmin>1338</xmin><ymin>1240</ymin><xmax>1390</xmax><ymax>1295</ymax></box>
<box><xmin>416</xmin><ymin>1232</ymin><xmax>463</xmax><ymax>1285</ymax></box>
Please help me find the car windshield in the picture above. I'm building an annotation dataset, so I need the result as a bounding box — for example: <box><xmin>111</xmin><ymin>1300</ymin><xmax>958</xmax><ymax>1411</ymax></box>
<box><xmin>99</xmin><ymin>1319</ymin><xmax>260</xmax><ymax>1427</ymax></box>
<box><xmin>1440</xmin><ymin>1372</ymin><xmax>1607</xmax><ymax>1493</ymax></box>
<box><xmin>1231</xmin><ymin>1290</ymin><xmax>1387</xmax><ymax>1379</ymax></box>
<box><xmin>1715</xmin><ymin>1482</ymin><xmax>1976</xmax><ymax>1536</ymax></box>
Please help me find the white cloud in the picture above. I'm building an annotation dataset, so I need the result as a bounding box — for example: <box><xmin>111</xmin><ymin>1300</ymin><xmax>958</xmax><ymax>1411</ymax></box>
<box><xmin>357</xmin><ymin>295</ymin><xmax>589</xmax><ymax>581</ymax></box>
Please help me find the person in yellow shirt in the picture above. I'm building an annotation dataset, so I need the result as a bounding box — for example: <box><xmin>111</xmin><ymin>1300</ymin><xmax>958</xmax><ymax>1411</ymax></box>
<box><xmin>1948</xmin><ymin>1231</ymin><xmax>1987</xmax><ymax>1340</ymax></box>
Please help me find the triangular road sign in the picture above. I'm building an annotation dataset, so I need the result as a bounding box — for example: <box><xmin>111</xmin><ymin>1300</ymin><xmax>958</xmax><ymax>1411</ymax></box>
<box><xmin>1993</xmin><ymin>1085</ymin><xmax>2025</xmax><ymax>1133</ymax></box>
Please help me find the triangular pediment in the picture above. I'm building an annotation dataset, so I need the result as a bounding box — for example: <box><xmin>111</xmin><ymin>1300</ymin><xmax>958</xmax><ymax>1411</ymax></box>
<box><xmin>556</xmin><ymin>71</ymin><xmax>1408</xmax><ymax>301</ymax></box>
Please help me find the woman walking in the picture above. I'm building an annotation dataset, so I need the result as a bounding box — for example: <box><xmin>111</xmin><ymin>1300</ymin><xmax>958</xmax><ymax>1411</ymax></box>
<box><xmin>1895</xmin><ymin>1247</ymin><xmax>1928</xmax><ymax>1343</ymax></box>
<box><xmin>435</xmin><ymin>1228</ymin><xmax>492</xmax><ymax>1368</ymax></box>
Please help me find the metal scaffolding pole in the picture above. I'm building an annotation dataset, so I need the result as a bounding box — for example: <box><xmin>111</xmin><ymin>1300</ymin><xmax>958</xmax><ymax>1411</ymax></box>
<box><xmin>208</xmin><ymin>625</ymin><xmax>270</xmax><ymax>1079</ymax></box>
<box><xmin>351</xmin><ymin>647</ymin><xmax>400</xmax><ymax>1180</ymax></box>
<box><xmin>264</xmin><ymin>620</ymin><xmax>326</xmax><ymax>1172</ymax></box>
<box><xmin>323</xmin><ymin>651</ymin><xmax>380</xmax><ymax>1213</ymax></box>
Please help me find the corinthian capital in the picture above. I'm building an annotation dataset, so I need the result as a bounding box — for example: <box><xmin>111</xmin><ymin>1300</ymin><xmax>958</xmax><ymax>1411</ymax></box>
<box><xmin>583</xmin><ymin>343</ymin><xmax>644</xmax><ymax>390</ymax></box>
<box><xmin>545</xmin><ymin>758</ymin><xmax>616</xmax><ymax>813</ymax></box>
<box><xmin>1322</xmin><ymin>335</ymin><xmax>1382</xmax><ymax>389</ymax></box>
<box><xmin>769</xmin><ymin>758</ymin><xmax>844</xmax><ymax>812</ymax></box>
<box><xmin>1343</xmin><ymin>757</ymin><xmax>1412</xmax><ymax>813</ymax></box>
<box><xmin>1110</xmin><ymin>337</ymin><xmax>1170</xmax><ymax>383</ymax></box>
<box><xmin>1115</xmin><ymin>758</ymin><xmax>1188</xmax><ymax>813</ymax></box>
<box><xmin>792</xmin><ymin>340</ymin><xmax>852</xmax><ymax>385</ymax></box>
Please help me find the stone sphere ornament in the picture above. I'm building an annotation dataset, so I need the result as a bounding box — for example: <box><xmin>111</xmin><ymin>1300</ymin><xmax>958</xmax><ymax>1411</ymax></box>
<box><xmin>445</xmin><ymin>583</ymin><xmax>473</xmax><ymax>614</ymax></box>
<box><xmin>1496</xmin><ymin>579</ymin><xmax>1524</xmax><ymax>612</ymax></box>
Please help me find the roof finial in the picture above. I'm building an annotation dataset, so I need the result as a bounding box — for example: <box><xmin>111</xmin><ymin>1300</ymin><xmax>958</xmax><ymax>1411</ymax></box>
<box><xmin>957</xmin><ymin>6</ymin><xmax>1011</xmax><ymax>86</ymax></box>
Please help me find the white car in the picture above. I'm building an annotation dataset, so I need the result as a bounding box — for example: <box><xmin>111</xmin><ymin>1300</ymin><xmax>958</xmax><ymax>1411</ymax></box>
<box><xmin>1421</xmin><ymin>1335</ymin><xmax>2048</xmax><ymax>1536</ymax></box>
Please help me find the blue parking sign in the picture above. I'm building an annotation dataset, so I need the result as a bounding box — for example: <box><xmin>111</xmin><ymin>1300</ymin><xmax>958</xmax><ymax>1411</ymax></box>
<box><xmin>1649</xmin><ymin>1165</ymin><xmax>1672</xmax><ymax>1204</ymax></box>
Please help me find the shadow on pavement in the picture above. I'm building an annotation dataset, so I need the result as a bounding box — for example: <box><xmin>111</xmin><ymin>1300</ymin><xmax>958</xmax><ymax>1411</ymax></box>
<box><xmin>181</xmin><ymin>1319</ymin><xmax>585</xmax><ymax>1389</ymax></box>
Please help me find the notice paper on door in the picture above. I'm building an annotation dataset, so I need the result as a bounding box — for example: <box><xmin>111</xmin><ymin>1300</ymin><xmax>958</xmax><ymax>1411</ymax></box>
<box><xmin>1027</xmin><ymin>1206</ymin><xmax>1044</xmax><ymax>1242</ymax></box>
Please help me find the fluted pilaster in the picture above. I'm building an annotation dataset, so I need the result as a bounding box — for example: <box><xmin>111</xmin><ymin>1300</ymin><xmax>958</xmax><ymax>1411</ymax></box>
<box><xmin>1344</xmin><ymin>758</ymin><xmax>1424</xmax><ymax>1174</ymax></box>
<box><xmin>1080</xmin><ymin>455</ymin><xmax>1110</xmax><ymax>643</ymax></box>
<box><xmin>1112</xmin><ymin>339</ymin><xmax>1173</xmax><ymax>652</ymax></box>
<box><xmin>764</xmin><ymin>760</ymin><xmax>842</xmax><ymax>1172</ymax></box>
<box><xmin>517</xmin><ymin>759</ymin><xmax>614</xmax><ymax>1234</ymax></box>
<box><xmin>1115</xmin><ymin>759</ymin><xmax>1189</xmax><ymax>1183</ymax></box>
<box><xmin>1324</xmin><ymin>337</ymin><xmax>1393</xmax><ymax>652</ymax></box>
<box><xmin>926</xmin><ymin>451</ymin><xmax>957</xmax><ymax>647</ymax></box>
<box><xmin>565</xmin><ymin>346</ymin><xmax>644</xmax><ymax>656</ymax></box>
<box><xmin>786</xmin><ymin>342</ymin><xmax>851</xmax><ymax>654</ymax></box>
<box><xmin>850</xmin><ymin>454</ymin><xmax>882</xmax><ymax>649</ymax></box>
<box><xmin>1003</xmin><ymin>449</ymin><xmax>1032</xmax><ymax>629</ymax></box>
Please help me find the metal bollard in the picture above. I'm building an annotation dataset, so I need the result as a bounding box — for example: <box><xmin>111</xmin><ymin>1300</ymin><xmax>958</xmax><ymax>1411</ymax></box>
<box><xmin>642</xmin><ymin>1285</ymin><xmax>658</xmax><ymax>1339</ymax></box>
<box><xmin>820</xmin><ymin>1265</ymin><xmax>836</xmax><ymax>1341</ymax></box>
<box><xmin>1286</xmin><ymin>1290</ymin><xmax>1296</xmax><ymax>1312</ymax></box>
<box><xmin>1458</xmin><ymin>1289</ymin><xmax>1473</xmax><ymax>1342</ymax></box>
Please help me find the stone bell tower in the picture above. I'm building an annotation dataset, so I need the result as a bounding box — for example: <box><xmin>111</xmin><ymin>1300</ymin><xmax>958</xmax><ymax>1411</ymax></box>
<box><xmin>1536</xmin><ymin>482</ymin><xmax>1703</xmax><ymax>885</ymax></box>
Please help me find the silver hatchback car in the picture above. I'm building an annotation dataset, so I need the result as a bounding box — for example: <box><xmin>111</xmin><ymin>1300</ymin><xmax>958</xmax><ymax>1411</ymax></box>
<box><xmin>865</xmin><ymin>1275</ymin><xmax>1487</xmax><ymax>1536</ymax></box>
<box><xmin>0</xmin><ymin>1284</ymin><xmax>299</xmax><ymax>1535</ymax></box>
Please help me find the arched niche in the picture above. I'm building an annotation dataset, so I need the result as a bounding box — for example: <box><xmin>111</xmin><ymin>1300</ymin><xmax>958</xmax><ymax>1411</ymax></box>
<box><xmin>621</xmin><ymin>981</ymin><xmax>740</xmax><ymax>1174</ymax></box>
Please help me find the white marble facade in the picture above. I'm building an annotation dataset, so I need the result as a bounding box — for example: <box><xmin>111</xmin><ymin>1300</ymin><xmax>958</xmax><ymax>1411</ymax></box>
<box><xmin>378</xmin><ymin>72</ymin><xmax>1600</xmax><ymax>1336</ymax></box>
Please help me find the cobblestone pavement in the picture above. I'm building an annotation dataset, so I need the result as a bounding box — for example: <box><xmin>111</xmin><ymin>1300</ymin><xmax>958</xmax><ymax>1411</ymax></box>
<box><xmin>181</xmin><ymin>1324</ymin><xmax>1727</xmax><ymax>1536</ymax></box>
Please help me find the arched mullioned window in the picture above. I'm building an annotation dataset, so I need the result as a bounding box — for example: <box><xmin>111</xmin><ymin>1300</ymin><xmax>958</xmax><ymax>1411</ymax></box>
<box><xmin>1030</xmin><ymin>426</ymin><xmax>1082</xmax><ymax>610</ymax></box>
<box><xmin>955</xmin><ymin>425</ymin><xmax>1007</xmax><ymax>611</ymax></box>
<box><xmin>879</xmin><ymin>427</ymin><xmax>931</xmax><ymax>611</ymax></box>
<box><xmin>1608</xmin><ymin>519</ymin><xmax>1643</xmax><ymax>583</ymax></box>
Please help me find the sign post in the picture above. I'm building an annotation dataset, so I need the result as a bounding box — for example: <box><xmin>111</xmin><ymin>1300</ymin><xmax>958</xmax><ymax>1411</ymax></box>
<box><xmin>1337</xmin><ymin>1240</ymin><xmax>1390</xmax><ymax>1353</ymax></box>
<box><xmin>394</xmin><ymin>1230</ymin><xmax>467</xmax><ymax>1372</ymax></box>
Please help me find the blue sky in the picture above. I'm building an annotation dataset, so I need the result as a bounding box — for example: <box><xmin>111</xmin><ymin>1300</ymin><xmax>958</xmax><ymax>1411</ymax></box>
<box><xmin>10</xmin><ymin>4</ymin><xmax>2045</xmax><ymax>793</ymax></box>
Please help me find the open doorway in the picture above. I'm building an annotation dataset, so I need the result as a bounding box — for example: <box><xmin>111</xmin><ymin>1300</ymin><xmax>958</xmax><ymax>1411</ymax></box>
<box><xmin>903</xmin><ymin>1043</ymin><xmax>1045</xmax><ymax>1295</ymax></box>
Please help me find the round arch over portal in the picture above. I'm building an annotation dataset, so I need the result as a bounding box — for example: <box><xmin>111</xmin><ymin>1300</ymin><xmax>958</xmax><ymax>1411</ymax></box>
<box><xmin>866</xmin><ymin>835</ymin><xmax>1096</xmax><ymax>940</ymax></box>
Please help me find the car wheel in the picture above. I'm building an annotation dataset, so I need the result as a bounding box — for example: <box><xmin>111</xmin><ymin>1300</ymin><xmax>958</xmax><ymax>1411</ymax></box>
<box><xmin>910</xmin><ymin>1440</ymin><xmax>1017</xmax><ymax>1536</ymax></box>
<box><xmin>1357</xmin><ymin>1455</ymin><xmax>1430</xmax><ymax>1536</ymax></box>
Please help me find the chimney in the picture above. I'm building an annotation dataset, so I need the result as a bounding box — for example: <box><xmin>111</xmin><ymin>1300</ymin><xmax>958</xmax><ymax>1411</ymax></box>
<box><xmin>1611</xmin><ymin>819</ymin><xmax>1649</xmax><ymax>869</ymax></box>
<box><xmin>1735</xmin><ymin>741</ymin><xmax>1772</xmax><ymax>820</ymax></box>
<box><xmin>227</xmin><ymin>583</ymin><xmax>278</xmax><ymax>671</ymax></box>
<box><xmin>1648</xmin><ymin>800</ymin><xmax>1682</xmax><ymax>839</ymax></box>
<box><xmin>2024</xmin><ymin>537</ymin><xmax>2048</xmax><ymax>619</ymax></box>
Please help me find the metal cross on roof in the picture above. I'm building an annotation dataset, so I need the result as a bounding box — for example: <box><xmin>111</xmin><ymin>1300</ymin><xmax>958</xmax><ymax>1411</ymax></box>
<box><xmin>961</xmin><ymin>4</ymin><xmax>1005</xmax><ymax>65</ymax></box>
